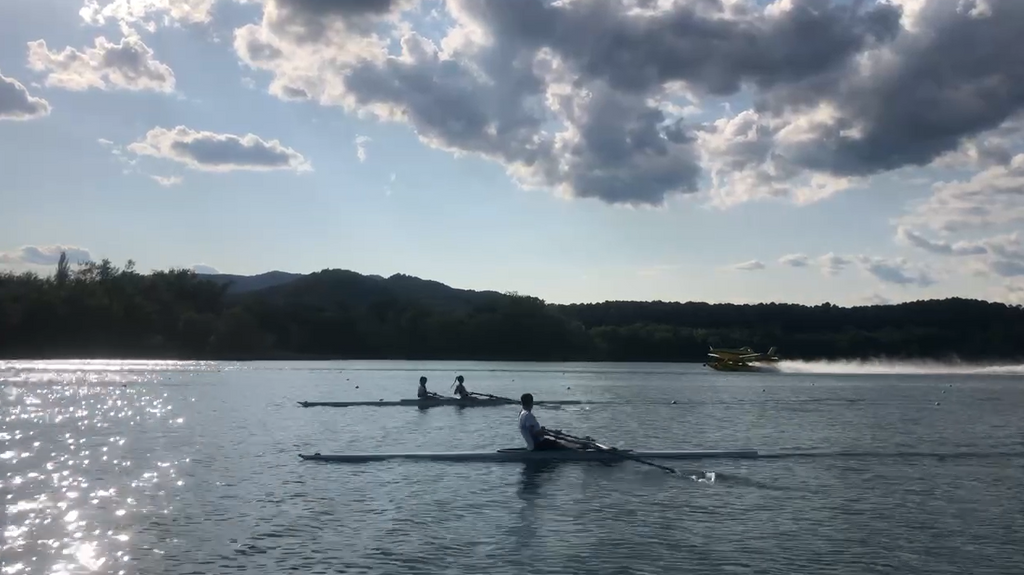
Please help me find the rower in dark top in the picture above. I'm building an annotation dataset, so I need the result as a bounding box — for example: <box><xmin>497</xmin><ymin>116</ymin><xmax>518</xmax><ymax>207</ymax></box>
<box><xmin>453</xmin><ymin>375</ymin><xmax>471</xmax><ymax>399</ymax></box>
<box><xmin>518</xmin><ymin>393</ymin><xmax>568</xmax><ymax>451</ymax></box>
<box><xmin>417</xmin><ymin>376</ymin><xmax>430</xmax><ymax>399</ymax></box>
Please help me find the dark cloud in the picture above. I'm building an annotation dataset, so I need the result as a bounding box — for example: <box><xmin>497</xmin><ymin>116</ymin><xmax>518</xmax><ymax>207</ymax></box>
<box><xmin>856</xmin><ymin>255</ymin><xmax>936</xmax><ymax>287</ymax></box>
<box><xmin>0</xmin><ymin>71</ymin><xmax>51</xmax><ymax>120</ymax></box>
<box><xmin>459</xmin><ymin>0</ymin><xmax>901</xmax><ymax>97</ymax></box>
<box><xmin>764</xmin><ymin>0</ymin><xmax>1024</xmax><ymax>177</ymax></box>
<box><xmin>990</xmin><ymin>259</ymin><xmax>1024</xmax><ymax>277</ymax></box>
<box><xmin>232</xmin><ymin>0</ymin><xmax>1024</xmax><ymax>207</ymax></box>
<box><xmin>128</xmin><ymin>126</ymin><xmax>311</xmax><ymax>172</ymax></box>
<box><xmin>265</xmin><ymin>0</ymin><xmax>418</xmax><ymax>41</ymax></box>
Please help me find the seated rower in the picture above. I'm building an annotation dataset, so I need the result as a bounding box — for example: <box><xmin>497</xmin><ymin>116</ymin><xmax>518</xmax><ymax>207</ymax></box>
<box><xmin>417</xmin><ymin>376</ymin><xmax>429</xmax><ymax>399</ymax></box>
<box><xmin>518</xmin><ymin>393</ymin><xmax>568</xmax><ymax>451</ymax></box>
<box><xmin>453</xmin><ymin>375</ymin><xmax>471</xmax><ymax>399</ymax></box>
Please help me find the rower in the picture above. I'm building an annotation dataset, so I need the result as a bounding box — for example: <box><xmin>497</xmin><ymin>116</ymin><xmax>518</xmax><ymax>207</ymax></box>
<box><xmin>453</xmin><ymin>375</ymin><xmax>470</xmax><ymax>399</ymax></box>
<box><xmin>518</xmin><ymin>393</ymin><xmax>567</xmax><ymax>451</ymax></box>
<box><xmin>417</xmin><ymin>376</ymin><xmax>429</xmax><ymax>399</ymax></box>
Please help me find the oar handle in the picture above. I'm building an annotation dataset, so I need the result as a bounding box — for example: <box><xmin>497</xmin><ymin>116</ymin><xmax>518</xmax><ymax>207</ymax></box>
<box><xmin>544</xmin><ymin>428</ymin><xmax>680</xmax><ymax>475</ymax></box>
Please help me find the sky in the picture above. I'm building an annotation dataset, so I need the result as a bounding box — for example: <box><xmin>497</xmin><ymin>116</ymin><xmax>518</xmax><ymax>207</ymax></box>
<box><xmin>1</xmin><ymin>0</ymin><xmax>1023</xmax><ymax>307</ymax></box>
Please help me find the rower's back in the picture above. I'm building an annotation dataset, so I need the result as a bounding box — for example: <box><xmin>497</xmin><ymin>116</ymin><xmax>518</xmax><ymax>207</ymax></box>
<box><xmin>417</xmin><ymin>376</ymin><xmax>428</xmax><ymax>398</ymax></box>
<box><xmin>518</xmin><ymin>393</ymin><xmax>541</xmax><ymax>450</ymax></box>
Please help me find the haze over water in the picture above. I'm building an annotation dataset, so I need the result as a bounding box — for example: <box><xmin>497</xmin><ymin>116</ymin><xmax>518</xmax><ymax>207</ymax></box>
<box><xmin>2</xmin><ymin>360</ymin><xmax>1023</xmax><ymax>574</ymax></box>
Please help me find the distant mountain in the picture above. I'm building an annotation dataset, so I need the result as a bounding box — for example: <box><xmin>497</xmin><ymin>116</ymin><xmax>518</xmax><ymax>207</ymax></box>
<box><xmin>202</xmin><ymin>271</ymin><xmax>303</xmax><ymax>293</ymax></box>
<box><xmin>240</xmin><ymin>268</ymin><xmax>504</xmax><ymax>312</ymax></box>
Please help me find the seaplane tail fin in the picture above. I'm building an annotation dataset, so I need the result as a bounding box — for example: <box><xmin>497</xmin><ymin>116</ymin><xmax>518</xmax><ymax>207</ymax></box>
<box><xmin>767</xmin><ymin>346</ymin><xmax>777</xmax><ymax>357</ymax></box>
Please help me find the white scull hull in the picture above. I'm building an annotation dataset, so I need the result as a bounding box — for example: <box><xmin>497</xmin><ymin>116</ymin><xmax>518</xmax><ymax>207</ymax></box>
<box><xmin>297</xmin><ymin>447</ymin><xmax>759</xmax><ymax>463</ymax></box>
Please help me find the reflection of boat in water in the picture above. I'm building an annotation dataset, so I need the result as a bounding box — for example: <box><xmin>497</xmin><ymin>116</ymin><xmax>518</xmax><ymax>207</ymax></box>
<box><xmin>704</xmin><ymin>346</ymin><xmax>780</xmax><ymax>372</ymax></box>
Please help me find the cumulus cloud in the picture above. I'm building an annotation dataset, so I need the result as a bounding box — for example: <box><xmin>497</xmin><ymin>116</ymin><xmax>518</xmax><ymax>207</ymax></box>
<box><xmin>80</xmin><ymin>0</ymin><xmax>215</xmax><ymax>27</ymax></box>
<box><xmin>128</xmin><ymin>126</ymin><xmax>312</xmax><ymax>172</ymax></box>
<box><xmin>896</xmin><ymin>226</ymin><xmax>1024</xmax><ymax>278</ymax></box>
<box><xmin>0</xmin><ymin>245</ymin><xmax>92</xmax><ymax>266</ymax></box>
<box><xmin>224</xmin><ymin>0</ymin><xmax>1024</xmax><ymax>211</ymax></box>
<box><xmin>231</xmin><ymin>0</ymin><xmax>911</xmax><ymax>206</ymax></box>
<box><xmin>191</xmin><ymin>264</ymin><xmax>219</xmax><ymax>274</ymax></box>
<box><xmin>354</xmin><ymin>135</ymin><xmax>370</xmax><ymax>162</ymax></box>
<box><xmin>778</xmin><ymin>253</ymin><xmax>810</xmax><ymax>267</ymax></box>
<box><xmin>895</xmin><ymin>226</ymin><xmax>987</xmax><ymax>256</ymax></box>
<box><xmin>27</xmin><ymin>34</ymin><xmax>176</xmax><ymax>93</ymax></box>
<box><xmin>899</xmin><ymin>154</ymin><xmax>1024</xmax><ymax>233</ymax></box>
<box><xmin>0</xmin><ymin>71</ymin><xmax>51</xmax><ymax>121</ymax></box>
<box><xmin>730</xmin><ymin>260</ymin><xmax>766</xmax><ymax>271</ymax></box>
<box><xmin>818</xmin><ymin>252</ymin><xmax>853</xmax><ymax>276</ymax></box>
<box><xmin>151</xmin><ymin>175</ymin><xmax>182</xmax><ymax>186</ymax></box>
<box><xmin>855</xmin><ymin>255</ymin><xmax>936</xmax><ymax>287</ymax></box>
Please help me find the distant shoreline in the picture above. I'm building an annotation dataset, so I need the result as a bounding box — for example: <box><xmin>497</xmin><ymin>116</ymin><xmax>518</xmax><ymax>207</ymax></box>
<box><xmin>3</xmin><ymin>257</ymin><xmax>1023</xmax><ymax>364</ymax></box>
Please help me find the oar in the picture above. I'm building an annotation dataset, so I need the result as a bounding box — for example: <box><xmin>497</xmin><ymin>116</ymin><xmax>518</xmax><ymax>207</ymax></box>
<box><xmin>467</xmin><ymin>391</ymin><xmax>518</xmax><ymax>403</ymax></box>
<box><xmin>544</xmin><ymin>428</ymin><xmax>682</xmax><ymax>475</ymax></box>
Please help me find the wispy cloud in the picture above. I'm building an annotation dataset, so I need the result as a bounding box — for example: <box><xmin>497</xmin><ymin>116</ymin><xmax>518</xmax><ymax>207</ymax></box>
<box><xmin>729</xmin><ymin>260</ymin><xmax>766</xmax><ymax>271</ymax></box>
<box><xmin>151</xmin><ymin>175</ymin><xmax>182</xmax><ymax>186</ymax></box>
<box><xmin>354</xmin><ymin>135</ymin><xmax>370</xmax><ymax>163</ymax></box>
<box><xmin>778</xmin><ymin>253</ymin><xmax>810</xmax><ymax>267</ymax></box>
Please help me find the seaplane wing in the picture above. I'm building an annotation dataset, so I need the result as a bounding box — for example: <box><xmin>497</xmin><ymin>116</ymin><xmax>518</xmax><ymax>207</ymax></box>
<box><xmin>708</xmin><ymin>346</ymin><xmax>779</xmax><ymax>362</ymax></box>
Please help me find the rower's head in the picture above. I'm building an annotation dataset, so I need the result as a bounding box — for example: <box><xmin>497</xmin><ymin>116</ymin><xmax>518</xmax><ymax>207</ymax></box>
<box><xmin>520</xmin><ymin>393</ymin><xmax>534</xmax><ymax>410</ymax></box>
<box><xmin>419</xmin><ymin>376</ymin><xmax>427</xmax><ymax>385</ymax></box>
<box><xmin>456</xmin><ymin>375</ymin><xmax>464</xmax><ymax>384</ymax></box>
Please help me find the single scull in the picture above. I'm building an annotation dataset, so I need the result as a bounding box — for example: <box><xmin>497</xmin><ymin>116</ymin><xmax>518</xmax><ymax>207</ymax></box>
<box><xmin>297</xmin><ymin>447</ymin><xmax>759</xmax><ymax>463</ymax></box>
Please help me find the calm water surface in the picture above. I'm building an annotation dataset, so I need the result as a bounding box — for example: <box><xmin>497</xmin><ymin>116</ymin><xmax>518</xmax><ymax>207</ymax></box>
<box><xmin>2</xmin><ymin>360</ymin><xmax>1023</xmax><ymax>574</ymax></box>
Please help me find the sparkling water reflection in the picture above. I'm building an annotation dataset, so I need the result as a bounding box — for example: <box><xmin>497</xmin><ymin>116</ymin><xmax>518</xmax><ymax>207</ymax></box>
<box><xmin>2</xmin><ymin>360</ymin><xmax>1023</xmax><ymax>574</ymax></box>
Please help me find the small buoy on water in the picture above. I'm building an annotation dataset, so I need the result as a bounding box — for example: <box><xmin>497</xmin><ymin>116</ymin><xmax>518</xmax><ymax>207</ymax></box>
<box><xmin>941</xmin><ymin>390</ymin><xmax>945</xmax><ymax>394</ymax></box>
<box><xmin>567</xmin><ymin>386</ymin><xmax>571</xmax><ymax>390</ymax></box>
<box><xmin>355</xmin><ymin>385</ymin><xmax>359</xmax><ymax>389</ymax></box>
<box><xmin>671</xmin><ymin>400</ymin><xmax>677</xmax><ymax>405</ymax></box>
<box><xmin>762</xmin><ymin>389</ymin><xmax>766</xmax><ymax>392</ymax></box>
<box><xmin>935</xmin><ymin>402</ymin><xmax>941</xmax><ymax>406</ymax></box>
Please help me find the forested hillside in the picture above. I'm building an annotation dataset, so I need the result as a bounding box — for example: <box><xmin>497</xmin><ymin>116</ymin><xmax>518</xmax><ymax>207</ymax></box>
<box><xmin>2</xmin><ymin>254</ymin><xmax>1022</xmax><ymax>361</ymax></box>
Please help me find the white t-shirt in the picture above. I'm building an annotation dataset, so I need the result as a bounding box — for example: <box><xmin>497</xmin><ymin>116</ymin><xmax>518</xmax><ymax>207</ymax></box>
<box><xmin>418</xmin><ymin>384</ymin><xmax>428</xmax><ymax>398</ymax></box>
<box><xmin>518</xmin><ymin>409</ymin><xmax>540</xmax><ymax>450</ymax></box>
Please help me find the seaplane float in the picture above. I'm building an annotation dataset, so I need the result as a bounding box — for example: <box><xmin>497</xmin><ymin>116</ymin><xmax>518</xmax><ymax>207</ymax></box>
<box><xmin>704</xmin><ymin>346</ymin><xmax>781</xmax><ymax>373</ymax></box>
<box><xmin>299</xmin><ymin>429</ymin><xmax>759</xmax><ymax>475</ymax></box>
<box><xmin>297</xmin><ymin>391</ymin><xmax>588</xmax><ymax>409</ymax></box>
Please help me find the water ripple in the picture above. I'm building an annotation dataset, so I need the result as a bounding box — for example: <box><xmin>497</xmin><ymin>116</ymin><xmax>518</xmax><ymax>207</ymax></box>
<box><xmin>1</xmin><ymin>360</ymin><xmax>1022</xmax><ymax>574</ymax></box>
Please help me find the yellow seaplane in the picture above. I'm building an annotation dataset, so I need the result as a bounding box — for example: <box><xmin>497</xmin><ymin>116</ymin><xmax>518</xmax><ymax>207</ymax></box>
<box><xmin>704</xmin><ymin>346</ymin><xmax>781</xmax><ymax>372</ymax></box>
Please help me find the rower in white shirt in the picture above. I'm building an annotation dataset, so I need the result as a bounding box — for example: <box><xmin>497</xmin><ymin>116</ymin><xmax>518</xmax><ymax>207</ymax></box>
<box><xmin>518</xmin><ymin>393</ymin><xmax>568</xmax><ymax>451</ymax></box>
<box><xmin>417</xmin><ymin>376</ymin><xmax>430</xmax><ymax>399</ymax></box>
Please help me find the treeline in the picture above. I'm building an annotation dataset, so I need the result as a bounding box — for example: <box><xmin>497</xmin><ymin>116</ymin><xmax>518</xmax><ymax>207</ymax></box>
<box><xmin>1</xmin><ymin>255</ymin><xmax>1023</xmax><ymax>361</ymax></box>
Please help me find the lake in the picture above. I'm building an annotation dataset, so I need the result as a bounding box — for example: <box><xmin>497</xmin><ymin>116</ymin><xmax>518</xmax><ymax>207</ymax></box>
<box><xmin>2</xmin><ymin>359</ymin><xmax>1023</xmax><ymax>574</ymax></box>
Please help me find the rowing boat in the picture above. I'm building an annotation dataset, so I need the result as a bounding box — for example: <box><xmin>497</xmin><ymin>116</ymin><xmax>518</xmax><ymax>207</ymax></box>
<box><xmin>297</xmin><ymin>447</ymin><xmax>759</xmax><ymax>463</ymax></box>
<box><xmin>297</xmin><ymin>397</ymin><xmax>587</xmax><ymax>408</ymax></box>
